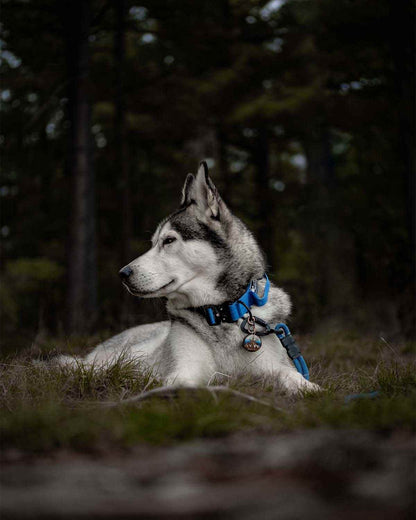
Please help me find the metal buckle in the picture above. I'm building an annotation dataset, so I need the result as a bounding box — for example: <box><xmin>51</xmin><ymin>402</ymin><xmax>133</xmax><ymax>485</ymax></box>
<box><xmin>204</xmin><ymin>304</ymin><xmax>232</xmax><ymax>325</ymax></box>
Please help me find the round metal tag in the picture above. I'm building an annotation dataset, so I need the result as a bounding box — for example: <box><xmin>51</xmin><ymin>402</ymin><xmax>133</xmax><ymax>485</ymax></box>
<box><xmin>242</xmin><ymin>334</ymin><xmax>262</xmax><ymax>352</ymax></box>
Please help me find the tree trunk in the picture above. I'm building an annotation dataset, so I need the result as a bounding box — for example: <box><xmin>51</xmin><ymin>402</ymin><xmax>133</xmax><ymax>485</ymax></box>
<box><xmin>301</xmin><ymin>119</ymin><xmax>353</xmax><ymax>313</ymax></box>
<box><xmin>64</xmin><ymin>0</ymin><xmax>97</xmax><ymax>333</ymax></box>
<box><xmin>253</xmin><ymin>126</ymin><xmax>274</xmax><ymax>270</ymax></box>
<box><xmin>388</xmin><ymin>0</ymin><xmax>415</xmax><ymax>338</ymax></box>
<box><xmin>114</xmin><ymin>0</ymin><xmax>133</xmax><ymax>325</ymax></box>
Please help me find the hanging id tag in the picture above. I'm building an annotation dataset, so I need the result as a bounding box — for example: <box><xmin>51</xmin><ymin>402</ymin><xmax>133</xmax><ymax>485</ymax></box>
<box><xmin>242</xmin><ymin>316</ymin><xmax>262</xmax><ymax>351</ymax></box>
<box><xmin>243</xmin><ymin>334</ymin><xmax>262</xmax><ymax>352</ymax></box>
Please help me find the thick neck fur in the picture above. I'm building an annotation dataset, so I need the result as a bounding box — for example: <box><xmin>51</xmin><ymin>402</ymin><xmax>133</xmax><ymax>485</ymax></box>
<box><xmin>216</xmin><ymin>216</ymin><xmax>266</xmax><ymax>301</ymax></box>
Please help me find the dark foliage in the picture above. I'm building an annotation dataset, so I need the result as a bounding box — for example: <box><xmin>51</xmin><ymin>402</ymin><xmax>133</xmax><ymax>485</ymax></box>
<box><xmin>0</xmin><ymin>0</ymin><xmax>414</xmax><ymax>350</ymax></box>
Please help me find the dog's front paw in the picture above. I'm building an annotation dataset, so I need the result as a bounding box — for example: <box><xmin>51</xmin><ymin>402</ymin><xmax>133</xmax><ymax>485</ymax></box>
<box><xmin>278</xmin><ymin>370</ymin><xmax>322</xmax><ymax>396</ymax></box>
<box><xmin>163</xmin><ymin>373</ymin><xmax>201</xmax><ymax>387</ymax></box>
<box><xmin>300</xmin><ymin>380</ymin><xmax>322</xmax><ymax>394</ymax></box>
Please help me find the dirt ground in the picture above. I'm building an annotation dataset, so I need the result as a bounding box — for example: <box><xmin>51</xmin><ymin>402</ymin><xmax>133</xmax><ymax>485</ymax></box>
<box><xmin>1</xmin><ymin>429</ymin><xmax>414</xmax><ymax>519</ymax></box>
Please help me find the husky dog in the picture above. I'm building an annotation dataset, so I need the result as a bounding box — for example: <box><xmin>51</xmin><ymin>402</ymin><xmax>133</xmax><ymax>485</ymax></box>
<box><xmin>60</xmin><ymin>162</ymin><xmax>318</xmax><ymax>394</ymax></box>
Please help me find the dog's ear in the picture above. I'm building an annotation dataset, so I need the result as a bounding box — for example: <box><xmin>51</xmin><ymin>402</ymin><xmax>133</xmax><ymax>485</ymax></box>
<box><xmin>180</xmin><ymin>173</ymin><xmax>195</xmax><ymax>207</ymax></box>
<box><xmin>193</xmin><ymin>161</ymin><xmax>221</xmax><ymax>220</ymax></box>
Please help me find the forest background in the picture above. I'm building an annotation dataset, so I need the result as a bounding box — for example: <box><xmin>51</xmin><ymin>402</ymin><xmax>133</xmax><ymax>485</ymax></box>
<box><xmin>1</xmin><ymin>0</ymin><xmax>414</xmax><ymax>353</ymax></box>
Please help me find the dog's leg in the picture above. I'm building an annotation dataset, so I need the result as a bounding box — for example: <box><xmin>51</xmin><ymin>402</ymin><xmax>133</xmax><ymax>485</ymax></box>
<box><xmin>163</xmin><ymin>347</ymin><xmax>216</xmax><ymax>387</ymax></box>
<box><xmin>162</xmin><ymin>323</ymin><xmax>217</xmax><ymax>387</ymax></box>
<box><xmin>243</xmin><ymin>344</ymin><xmax>321</xmax><ymax>395</ymax></box>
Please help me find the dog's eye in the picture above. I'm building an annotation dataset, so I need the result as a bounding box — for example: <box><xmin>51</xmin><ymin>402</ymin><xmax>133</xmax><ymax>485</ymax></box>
<box><xmin>162</xmin><ymin>236</ymin><xmax>177</xmax><ymax>246</ymax></box>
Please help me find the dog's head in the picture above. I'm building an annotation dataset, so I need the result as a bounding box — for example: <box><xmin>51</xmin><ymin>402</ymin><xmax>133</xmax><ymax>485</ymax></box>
<box><xmin>119</xmin><ymin>162</ymin><xmax>266</xmax><ymax>307</ymax></box>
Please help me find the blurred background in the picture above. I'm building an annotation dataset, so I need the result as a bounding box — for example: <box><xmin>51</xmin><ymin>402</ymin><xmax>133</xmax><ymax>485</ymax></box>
<box><xmin>0</xmin><ymin>0</ymin><xmax>414</xmax><ymax>352</ymax></box>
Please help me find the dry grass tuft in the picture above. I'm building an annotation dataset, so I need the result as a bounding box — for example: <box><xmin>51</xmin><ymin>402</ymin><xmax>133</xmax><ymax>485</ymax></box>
<box><xmin>1</xmin><ymin>333</ymin><xmax>415</xmax><ymax>452</ymax></box>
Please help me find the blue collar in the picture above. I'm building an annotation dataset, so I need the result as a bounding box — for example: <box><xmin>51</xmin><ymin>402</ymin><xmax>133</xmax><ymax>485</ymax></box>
<box><xmin>194</xmin><ymin>274</ymin><xmax>270</xmax><ymax>326</ymax></box>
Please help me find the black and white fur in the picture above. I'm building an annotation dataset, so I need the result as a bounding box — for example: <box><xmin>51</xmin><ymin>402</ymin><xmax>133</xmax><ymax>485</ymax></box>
<box><xmin>60</xmin><ymin>163</ymin><xmax>319</xmax><ymax>394</ymax></box>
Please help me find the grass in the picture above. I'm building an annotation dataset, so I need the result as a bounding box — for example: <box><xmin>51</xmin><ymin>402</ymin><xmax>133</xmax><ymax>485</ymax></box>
<box><xmin>0</xmin><ymin>332</ymin><xmax>415</xmax><ymax>453</ymax></box>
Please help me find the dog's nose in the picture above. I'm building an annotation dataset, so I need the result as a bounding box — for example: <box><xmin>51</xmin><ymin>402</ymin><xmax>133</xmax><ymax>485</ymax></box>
<box><xmin>119</xmin><ymin>266</ymin><xmax>133</xmax><ymax>280</ymax></box>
